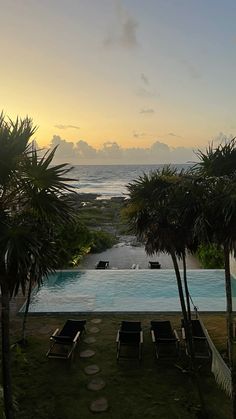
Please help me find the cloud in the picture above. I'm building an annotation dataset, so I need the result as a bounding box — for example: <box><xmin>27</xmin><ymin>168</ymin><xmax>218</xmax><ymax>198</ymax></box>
<box><xmin>120</xmin><ymin>17</ymin><xmax>138</xmax><ymax>48</ymax></box>
<box><xmin>136</xmin><ymin>87</ymin><xmax>157</xmax><ymax>98</ymax></box>
<box><xmin>98</xmin><ymin>141</ymin><xmax>123</xmax><ymax>160</ymax></box>
<box><xmin>140</xmin><ymin>108</ymin><xmax>155</xmax><ymax>114</ymax></box>
<box><xmin>103</xmin><ymin>2</ymin><xmax>138</xmax><ymax>49</ymax></box>
<box><xmin>50</xmin><ymin>135</ymin><xmax>75</xmax><ymax>160</ymax></box>
<box><xmin>167</xmin><ymin>132</ymin><xmax>183</xmax><ymax>139</ymax></box>
<box><xmin>133</xmin><ymin>131</ymin><xmax>145</xmax><ymax>138</ymax></box>
<box><xmin>76</xmin><ymin>140</ymin><xmax>97</xmax><ymax>158</ymax></box>
<box><xmin>49</xmin><ymin>135</ymin><xmax>196</xmax><ymax>165</ymax></box>
<box><xmin>141</xmin><ymin>73</ymin><xmax>149</xmax><ymax>85</ymax></box>
<box><xmin>54</xmin><ymin>124</ymin><xmax>80</xmax><ymax>130</ymax></box>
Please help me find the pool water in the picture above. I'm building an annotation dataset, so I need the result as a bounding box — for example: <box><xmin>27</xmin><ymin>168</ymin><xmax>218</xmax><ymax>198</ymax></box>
<box><xmin>25</xmin><ymin>269</ymin><xmax>235</xmax><ymax>313</ymax></box>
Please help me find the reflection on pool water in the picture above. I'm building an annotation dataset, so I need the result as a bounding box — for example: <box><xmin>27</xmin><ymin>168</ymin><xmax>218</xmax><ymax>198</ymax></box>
<box><xmin>23</xmin><ymin>269</ymin><xmax>236</xmax><ymax>313</ymax></box>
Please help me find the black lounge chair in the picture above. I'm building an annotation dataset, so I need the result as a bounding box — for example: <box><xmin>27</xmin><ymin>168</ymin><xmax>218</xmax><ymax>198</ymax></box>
<box><xmin>150</xmin><ymin>320</ymin><xmax>180</xmax><ymax>359</ymax></box>
<box><xmin>116</xmin><ymin>321</ymin><xmax>143</xmax><ymax>362</ymax></box>
<box><xmin>181</xmin><ymin>319</ymin><xmax>211</xmax><ymax>359</ymax></box>
<box><xmin>149</xmin><ymin>261</ymin><xmax>161</xmax><ymax>269</ymax></box>
<box><xmin>46</xmin><ymin>319</ymin><xmax>86</xmax><ymax>360</ymax></box>
<box><xmin>96</xmin><ymin>260</ymin><xmax>109</xmax><ymax>269</ymax></box>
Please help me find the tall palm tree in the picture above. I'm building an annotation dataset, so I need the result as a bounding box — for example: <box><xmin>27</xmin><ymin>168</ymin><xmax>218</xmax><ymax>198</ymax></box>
<box><xmin>126</xmin><ymin>167</ymin><xmax>206</xmax><ymax>415</ymax></box>
<box><xmin>194</xmin><ymin>139</ymin><xmax>236</xmax><ymax>417</ymax></box>
<box><xmin>0</xmin><ymin>113</ymin><xmax>75</xmax><ymax>419</ymax></box>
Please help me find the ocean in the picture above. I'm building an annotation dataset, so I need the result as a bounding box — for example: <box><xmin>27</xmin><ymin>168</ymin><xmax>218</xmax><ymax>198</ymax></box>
<box><xmin>70</xmin><ymin>164</ymin><xmax>191</xmax><ymax>199</ymax></box>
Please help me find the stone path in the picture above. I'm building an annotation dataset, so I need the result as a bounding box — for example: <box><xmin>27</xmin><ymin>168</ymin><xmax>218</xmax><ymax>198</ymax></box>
<box><xmin>91</xmin><ymin>318</ymin><xmax>102</xmax><ymax>324</ymax></box>
<box><xmin>84</xmin><ymin>364</ymin><xmax>100</xmax><ymax>375</ymax></box>
<box><xmin>80</xmin><ymin>349</ymin><xmax>95</xmax><ymax>358</ymax></box>
<box><xmin>83</xmin><ymin>336</ymin><xmax>96</xmax><ymax>344</ymax></box>
<box><xmin>90</xmin><ymin>397</ymin><xmax>108</xmax><ymax>413</ymax></box>
<box><xmin>87</xmin><ymin>326</ymin><xmax>100</xmax><ymax>334</ymax></box>
<box><xmin>87</xmin><ymin>378</ymin><xmax>106</xmax><ymax>391</ymax></box>
<box><xmin>81</xmin><ymin>318</ymin><xmax>109</xmax><ymax>413</ymax></box>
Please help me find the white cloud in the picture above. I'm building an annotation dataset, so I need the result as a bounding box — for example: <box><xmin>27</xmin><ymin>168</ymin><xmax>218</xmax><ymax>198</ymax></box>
<box><xmin>54</xmin><ymin>124</ymin><xmax>80</xmax><ymax>130</ymax></box>
<box><xmin>76</xmin><ymin>140</ymin><xmax>97</xmax><ymax>158</ymax></box>
<box><xmin>133</xmin><ymin>131</ymin><xmax>146</xmax><ymax>138</ymax></box>
<box><xmin>49</xmin><ymin>135</ymin><xmax>196</xmax><ymax>165</ymax></box>
<box><xmin>140</xmin><ymin>108</ymin><xmax>155</xmax><ymax>114</ymax></box>
<box><xmin>103</xmin><ymin>1</ymin><xmax>138</xmax><ymax>49</ymax></box>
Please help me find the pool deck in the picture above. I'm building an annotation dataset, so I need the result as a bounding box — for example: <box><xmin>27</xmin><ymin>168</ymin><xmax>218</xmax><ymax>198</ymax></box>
<box><xmin>79</xmin><ymin>243</ymin><xmax>201</xmax><ymax>270</ymax></box>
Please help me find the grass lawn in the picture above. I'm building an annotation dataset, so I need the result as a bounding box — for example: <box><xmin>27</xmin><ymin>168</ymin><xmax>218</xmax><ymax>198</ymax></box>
<box><xmin>7</xmin><ymin>313</ymin><xmax>231</xmax><ymax>419</ymax></box>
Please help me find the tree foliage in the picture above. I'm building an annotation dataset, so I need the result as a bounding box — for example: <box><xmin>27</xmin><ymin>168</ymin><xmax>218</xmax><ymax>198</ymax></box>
<box><xmin>196</xmin><ymin>244</ymin><xmax>224</xmax><ymax>269</ymax></box>
<box><xmin>0</xmin><ymin>113</ymin><xmax>75</xmax><ymax>419</ymax></box>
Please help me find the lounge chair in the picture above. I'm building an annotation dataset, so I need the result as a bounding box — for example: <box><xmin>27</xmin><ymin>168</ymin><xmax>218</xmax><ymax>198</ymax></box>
<box><xmin>149</xmin><ymin>261</ymin><xmax>161</xmax><ymax>269</ymax></box>
<box><xmin>116</xmin><ymin>321</ymin><xmax>143</xmax><ymax>362</ymax></box>
<box><xmin>96</xmin><ymin>260</ymin><xmax>109</xmax><ymax>269</ymax></box>
<box><xmin>181</xmin><ymin>319</ymin><xmax>211</xmax><ymax>359</ymax></box>
<box><xmin>150</xmin><ymin>320</ymin><xmax>180</xmax><ymax>359</ymax></box>
<box><xmin>46</xmin><ymin>319</ymin><xmax>86</xmax><ymax>360</ymax></box>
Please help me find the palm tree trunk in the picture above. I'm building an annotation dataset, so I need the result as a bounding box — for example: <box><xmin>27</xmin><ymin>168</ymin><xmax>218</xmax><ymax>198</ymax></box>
<box><xmin>171</xmin><ymin>251</ymin><xmax>207</xmax><ymax>417</ymax></box>
<box><xmin>224</xmin><ymin>245</ymin><xmax>234</xmax><ymax>363</ymax></box>
<box><xmin>171</xmin><ymin>251</ymin><xmax>189</xmax><ymax>324</ymax></box>
<box><xmin>182</xmin><ymin>252</ymin><xmax>191</xmax><ymax>321</ymax></box>
<box><xmin>0</xmin><ymin>281</ymin><xmax>15</xmax><ymax>419</ymax></box>
<box><xmin>223</xmin><ymin>245</ymin><xmax>236</xmax><ymax>418</ymax></box>
<box><xmin>21</xmin><ymin>276</ymin><xmax>33</xmax><ymax>344</ymax></box>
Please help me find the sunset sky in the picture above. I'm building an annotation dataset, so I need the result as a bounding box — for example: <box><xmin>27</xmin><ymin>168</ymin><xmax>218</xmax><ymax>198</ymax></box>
<box><xmin>1</xmin><ymin>0</ymin><xmax>236</xmax><ymax>164</ymax></box>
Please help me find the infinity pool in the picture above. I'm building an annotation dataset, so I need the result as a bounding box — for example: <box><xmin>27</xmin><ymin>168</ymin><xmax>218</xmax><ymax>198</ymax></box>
<box><xmin>23</xmin><ymin>269</ymin><xmax>236</xmax><ymax>313</ymax></box>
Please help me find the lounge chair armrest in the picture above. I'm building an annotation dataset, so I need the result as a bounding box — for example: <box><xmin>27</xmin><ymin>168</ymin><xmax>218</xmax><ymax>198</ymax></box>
<box><xmin>50</xmin><ymin>328</ymin><xmax>59</xmax><ymax>340</ymax></box>
<box><xmin>173</xmin><ymin>329</ymin><xmax>180</xmax><ymax>341</ymax></box>
<box><xmin>73</xmin><ymin>331</ymin><xmax>81</xmax><ymax>343</ymax></box>
<box><xmin>151</xmin><ymin>330</ymin><xmax>156</xmax><ymax>343</ymax></box>
<box><xmin>140</xmin><ymin>331</ymin><xmax>143</xmax><ymax>344</ymax></box>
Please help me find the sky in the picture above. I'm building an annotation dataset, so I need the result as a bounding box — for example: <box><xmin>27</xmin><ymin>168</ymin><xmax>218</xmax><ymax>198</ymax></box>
<box><xmin>1</xmin><ymin>0</ymin><xmax>236</xmax><ymax>164</ymax></box>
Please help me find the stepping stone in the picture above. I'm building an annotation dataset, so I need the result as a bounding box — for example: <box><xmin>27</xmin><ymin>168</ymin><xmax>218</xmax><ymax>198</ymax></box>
<box><xmin>90</xmin><ymin>397</ymin><xmax>108</xmax><ymax>413</ymax></box>
<box><xmin>90</xmin><ymin>318</ymin><xmax>102</xmax><ymax>324</ymax></box>
<box><xmin>83</xmin><ymin>336</ymin><xmax>96</xmax><ymax>344</ymax></box>
<box><xmin>88</xmin><ymin>327</ymin><xmax>100</xmax><ymax>334</ymax></box>
<box><xmin>84</xmin><ymin>364</ymin><xmax>100</xmax><ymax>375</ymax></box>
<box><xmin>87</xmin><ymin>377</ymin><xmax>106</xmax><ymax>391</ymax></box>
<box><xmin>80</xmin><ymin>349</ymin><xmax>95</xmax><ymax>358</ymax></box>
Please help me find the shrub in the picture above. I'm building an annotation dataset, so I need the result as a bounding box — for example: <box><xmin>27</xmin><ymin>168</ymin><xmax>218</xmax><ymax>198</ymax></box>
<box><xmin>196</xmin><ymin>244</ymin><xmax>224</xmax><ymax>268</ymax></box>
<box><xmin>90</xmin><ymin>230</ymin><xmax>117</xmax><ymax>253</ymax></box>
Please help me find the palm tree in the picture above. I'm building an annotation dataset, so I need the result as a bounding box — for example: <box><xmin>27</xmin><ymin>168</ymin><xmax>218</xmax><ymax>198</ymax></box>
<box><xmin>0</xmin><ymin>113</ymin><xmax>75</xmax><ymax>419</ymax></box>
<box><xmin>194</xmin><ymin>139</ymin><xmax>236</xmax><ymax>417</ymax></box>
<box><xmin>195</xmin><ymin>144</ymin><xmax>236</xmax><ymax>325</ymax></box>
<box><xmin>126</xmin><ymin>167</ymin><xmax>207</xmax><ymax>415</ymax></box>
<box><xmin>196</xmin><ymin>138</ymin><xmax>236</xmax><ymax>178</ymax></box>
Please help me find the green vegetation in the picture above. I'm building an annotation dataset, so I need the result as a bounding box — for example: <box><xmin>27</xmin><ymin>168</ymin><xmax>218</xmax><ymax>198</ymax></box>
<box><xmin>90</xmin><ymin>230</ymin><xmax>117</xmax><ymax>253</ymax></box>
<box><xmin>53</xmin><ymin>194</ymin><xmax>126</xmax><ymax>267</ymax></box>
<box><xmin>8</xmin><ymin>315</ymin><xmax>231</xmax><ymax>419</ymax></box>
<box><xmin>54</xmin><ymin>216</ymin><xmax>117</xmax><ymax>268</ymax></box>
<box><xmin>74</xmin><ymin>195</ymin><xmax>127</xmax><ymax>235</ymax></box>
<box><xmin>0</xmin><ymin>113</ymin><xmax>76</xmax><ymax>419</ymax></box>
<box><xmin>125</xmin><ymin>139</ymin><xmax>236</xmax><ymax>416</ymax></box>
<box><xmin>196</xmin><ymin>244</ymin><xmax>224</xmax><ymax>269</ymax></box>
<box><xmin>1</xmin><ymin>112</ymin><xmax>235</xmax><ymax>419</ymax></box>
<box><xmin>55</xmin><ymin>218</ymin><xmax>92</xmax><ymax>267</ymax></box>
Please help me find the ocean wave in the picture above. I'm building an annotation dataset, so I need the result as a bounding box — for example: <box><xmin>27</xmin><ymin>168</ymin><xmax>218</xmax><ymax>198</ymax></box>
<box><xmin>69</xmin><ymin>164</ymin><xmax>191</xmax><ymax>198</ymax></box>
